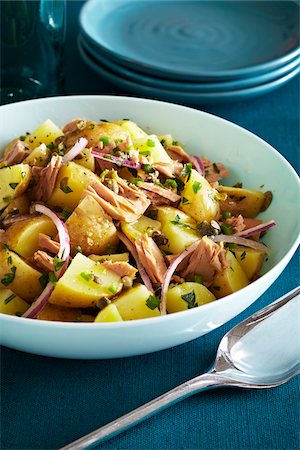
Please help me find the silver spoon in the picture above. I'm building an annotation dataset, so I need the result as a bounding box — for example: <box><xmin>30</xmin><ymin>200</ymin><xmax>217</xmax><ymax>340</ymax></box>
<box><xmin>61</xmin><ymin>286</ymin><xmax>300</xmax><ymax>450</ymax></box>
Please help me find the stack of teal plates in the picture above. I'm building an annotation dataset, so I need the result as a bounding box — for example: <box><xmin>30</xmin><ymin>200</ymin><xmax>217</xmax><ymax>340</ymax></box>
<box><xmin>79</xmin><ymin>0</ymin><xmax>300</xmax><ymax>104</ymax></box>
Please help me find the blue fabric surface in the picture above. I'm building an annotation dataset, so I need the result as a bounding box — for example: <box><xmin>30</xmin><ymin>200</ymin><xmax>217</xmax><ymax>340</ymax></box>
<box><xmin>1</xmin><ymin>2</ymin><xmax>299</xmax><ymax>449</ymax></box>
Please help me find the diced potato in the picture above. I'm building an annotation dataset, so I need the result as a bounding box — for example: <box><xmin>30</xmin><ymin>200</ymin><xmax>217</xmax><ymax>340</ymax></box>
<box><xmin>113</xmin><ymin>284</ymin><xmax>160</xmax><ymax>320</ymax></box>
<box><xmin>64</xmin><ymin>121</ymin><xmax>130</xmax><ymax>149</ymax></box>
<box><xmin>179</xmin><ymin>169</ymin><xmax>220</xmax><ymax>223</ymax></box>
<box><xmin>0</xmin><ymin>288</ymin><xmax>29</xmax><ymax>316</ymax></box>
<box><xmin>231</xmin><ymin>246</ymin><xmax>265</xmax><ymax>280</ymax></box>
<box><xmin>0</xmin><ymin>194</ymin><xmax>30</xmax><ymax>220</ymax></box>
<box><xmin>65</xmin><ymin>195</ymin><xmax>118</xmax><ymax>255</ymax></box>
<box><xmin>156</xmin><ymin>206</ymin><xmax>200</xmax><ymax>254</ymax></box>
<box><xmin>166</xmin><ymin>282</ymin><xmax>216</xmax><ymax>313</ymax></box>
<box><xmin>49</xmin><ymin>253</ymin><xmax>122</xmax><ymax>308</ymax></box>
<box><xmin>5</xmin><ymin>216</ymin><xmax>57</xmax><ymax>258</ymax></box>
<box><xmin>23</xmin><ymin>143</ymin><xmax>50</xmax><ymax>167</ymax></box>
<box><xmin>157</xmin><ymin>134</ymin><xmax>174</xmax><ymax>147</ymax></box>
<box><xmin>0</xmin><ymin>248</ymin><xmax>42</xmax><ymax>301</ymax></box>
<box><xmin>94</xmin><ymin>303</ymin><xmax>123</xmax><ymax>322</ymax></box>
<box><xmin>114</xmin><ymin>120</ymin><xmax>147</xmax><ymax>140</ymax></box>
<box><xmin>211</xmin><ymin>251</ymin><xmax>249</xmax><ymax>298</ymax></box>
<box><xmin>133</xmin><ymin>134</ymin><xmax>172</xmax><ymax>163</ymax></box>
<box><xmin>0</xmin><ymin>164</ymin><xmax>31</xmax><ymax>210</ymax></box>
<box><xmin>121</xmin><ymin>215</ymin><xmax>161</xmax><ymax>243</ymax></box>
<box><xmin>75</xmin><ymin>148</ymin><xmax>95</xmax><ymax>172</ymax></box>
<box><xmin>218</xmin><ymin>185</ymin><xmax>265</xmax><ymax>218</ymax></box>
<box><xmin>24</xmin><ymin>119</ymin><xmax>63</xmax><ymax>149</ymax></box>
<box><xmin>47</xmin><ymin>162</ymin><xmax>100</xmax><ymax>210</ymax></box>
<box><xmin>89</xmin><ymin>253</ymin><xmax>129</xmax><ymax>263</ymax></box>
<box><xmin>36</xmin><ymin>303</ymin><xmax>83</xmax><ymax>322</ymax></box>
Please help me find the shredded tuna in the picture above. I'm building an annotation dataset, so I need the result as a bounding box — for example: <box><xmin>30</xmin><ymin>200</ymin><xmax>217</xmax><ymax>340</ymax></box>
<box><xmin>202</xmin><ymin>158</ymin><xmax>229</xmax><ymax>183</ymax></box>
<box><xmin>38</xmin><ymin>233</ymin><xmax>60</xmax><ymax>254</ymax></box>
<box><xmin>225</xmin><ymin>214</ymin><xmax>246</xmax><ymax>233</ymax></box>
<box><xmin>62</xmin><ymin>118</ymin><xmax>85</xmax><ymax>133</ymax></box>
<box><xmin>33</xmin><ymin>250</ymin><xmax>55</xmax><ymax>272</ymax></box>
<box><xmin>135</xmin><ymin>234</ymin><xmax>167</xmax><ymax>284</ymax></box>
<box><xmin>153</xmin><ymin>161</ymin><xmax>183</xmax><ymax>178</ymax></box>
<box><xmin>138</xmin><ymin>189</ymin><xmax>171</xmax><ymax>207</ymax></box>
<box><xmin>101</xmin><ymin>260</ymin><xmax>137</xmax><ymax>279</ymax></box>
<box><xmin>88</xmin><ymin>178</ymin><xmax>150</xmax><ymax>222</ymax></box>
<box><xmin>177</xmin><ymin>236</ymin><xmax>229</xmax><ymax>284</ymax></box>
<box><xmin>165</xmin><ymin>145</ymin><xmax>190</xmax><ymax>163</ymax></box>
<box><xmin>31</xmin><ymin>155</ymin><xmax>62</xmax><ymax>202</ymax></box>
<box><xmin>137</xmin><ymin>182</ymin><xmax>181</xmax><ymax>203</ymax></box>
<box><xmin>4</xmin><ymin>140</ymin><xmax>30</xmax><ymax>165</ymax></box>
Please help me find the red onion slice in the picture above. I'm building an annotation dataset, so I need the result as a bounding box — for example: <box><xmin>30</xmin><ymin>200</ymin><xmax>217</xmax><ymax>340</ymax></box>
<box><xmin>91</xmin><ymin>151</ymin><xmax>141</xmax><ymax>169</ymax></box>
<box><xmin>189</xmin><ymin>155</ymin><xmax>205</xmax><ymax>176</ymax></box>
<box><xmin>161</xmin><ymin>239</ymin><xmax>201</xmax><ymax>316</ymax></box>
<box><xmin>22</xmin><ymin>205</ymin><xmax>71</xmax><ymax>319</ymax></box>
<box><xmin>22</xmin><ymin>283</ymin><xmax>54</xmax><ymax>319</ymax></box>
<box><xmin>236</xmin><ymin>220</ymin><xmax>276</xmax><ymax>238</ymax></box>
<box><xmin>62</xmin><ymin>137</ymin><xmax>88</xmax><ymax>164</ymax></box>
<box><xmin>117</xmin><ymin>231</ymin><xmax>154</xmax><ymax>294</ymax></box>
<box><xmin>211</xmin><ymin>234</ymin><xmax>270</xmax><ymax>254</ymax></box>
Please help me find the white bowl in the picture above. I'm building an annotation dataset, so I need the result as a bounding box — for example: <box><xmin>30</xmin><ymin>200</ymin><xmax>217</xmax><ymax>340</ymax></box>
<box><xmin>0</xmin><ymin>95</ymin><xmax>299</xmax><ymax>359</ymax></box>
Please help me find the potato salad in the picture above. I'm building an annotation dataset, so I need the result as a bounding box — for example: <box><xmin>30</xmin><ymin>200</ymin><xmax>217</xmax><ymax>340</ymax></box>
<box><xmin>0</xmin><ymin>118</ymin><xmax>275</xmax><ymax>322</ymax></box>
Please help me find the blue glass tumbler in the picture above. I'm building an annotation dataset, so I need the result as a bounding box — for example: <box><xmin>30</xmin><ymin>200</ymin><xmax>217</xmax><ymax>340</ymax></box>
<box><xmin>0</xmin><ymin>0</ymin><xmax>66</xmax><ymax>104</ymax></box>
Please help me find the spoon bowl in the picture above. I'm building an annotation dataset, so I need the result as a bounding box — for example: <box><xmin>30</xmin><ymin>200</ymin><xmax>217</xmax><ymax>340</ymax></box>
<box><xmin>61</xmin><ymin>286</ymin><xmax>300</xmax><ymax>450</ymax></box>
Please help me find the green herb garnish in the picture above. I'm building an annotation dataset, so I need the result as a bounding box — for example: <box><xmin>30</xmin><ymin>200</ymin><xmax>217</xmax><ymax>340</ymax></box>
<box><xmin>4</xmin><ymin>293</ymin><xmax>16</xmax><ymax>304</ymax></box>
<box><xmin>2</xmin><ymin>196</ymin><xmax>12</xmax><ymax>203</ymax></box>
<box><xmin>80</xmin><ymin>272</ymin><xmax>92</xmax><ymax>282</ymax></box>
<box><xmin>165</xmin><ymin>179</ymin><xmax>177</xmax><ymax>188</ymax></box>
<box><xmin>53</xmin><ymin>256</ymin><xmax>65</xmax><ymax>272</ymax></box>
<box><xmin>141</xmin><ymin>163</ymin><xmax>154</xmax><ymax>173</ymax></box>
<box><xmin>139</xmin><ymin>150</ymin><xmax>151</xmax><ymax>157</ymax></box>
<box><xmin>99</xmin><ymin>136</ymin><xmax>110</xmax><ymax>145</ymax></box>
<box><xmin>108</xmin><ymin>283</ymin><xmax>118</xmax><ymax>294</ymax></box>
<box><xmin>146</xmin><ymin>294</ymin><xmax>161</xmax><ymax>310</ymax></box>
<box><xmin>60</xmin><ymin>177</ymin><xmax>73</xmax><ymax>194</ymax></box>
<box><xmin>49</xmin><ymin>272</ymin><xmax>58</xmax><ymax>285</ymax></box>
<box><xmin>212</xmin><ymin>163</ymin><xmax>220</xmax><ymax>173</ymax></box>
<box><xmin>62</xmin><ymin>209</ymin><xmax>72</xmax><ymax>221</ymax></box>
<box><xmin>39</xmin><ymin>272</ymin><xmax>49</xmax><ymax>289</ymax></box>
<box><xmin>146</xmin><ymin>138</ymin><xmax>155</xmax><ymax>147</ymax></box>
<box><xmin>1</xmin><ymin>266</ymin><xmax>16</xmax><ymax>287</ymax></box>
<box><xmin>181</xmin><ymin>290</ymin><xmax>198</xmax><ymax>309</ymax></box>
<box><xmin>181</xmin><ymin>163</ymin><xmax>192</xmax><ymax>179</ymax></box>
<box><xmin>192</xmin><ymin>181</ymin><xmax>202</xmax><ymax>193</ymax></box>
<box><xmin>9</xmin><ymin>182</ymin><xmax>19</xmax><ymax>190</ymax></box>
<box><xmin>221</xmin><ymin>223</ymin><xmax>233</xmax><ymax>235</ymax></box>
<box><xmin>76</xmin><ymin>245</ymin><xmax>83</xmax><ymax>254</ymax></box>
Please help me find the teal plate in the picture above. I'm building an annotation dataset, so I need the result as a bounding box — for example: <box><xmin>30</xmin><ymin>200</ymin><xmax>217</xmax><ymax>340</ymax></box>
<box><xmin>80</xmin><ymin>34</ymin><xmax>300</xmax><ymax>93</ymax></box>
<box><xmin>78</xmin><ymin>38</ymin><xmax>300</xmax><ymax>105</ymax></box>
<box><xmin>80</xmin><ymin>0</ymin><xmax>300</xmax><ymax>81</ymax></box>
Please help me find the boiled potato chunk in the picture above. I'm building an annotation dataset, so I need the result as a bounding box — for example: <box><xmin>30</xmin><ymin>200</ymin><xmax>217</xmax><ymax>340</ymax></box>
<box><xmin>166</xmin><ymin>282</ymin><xmax>216</xmax><ymax>313</ymax></box>
<box><xmin>94</xmin><ymin>303</ymin><xmax>123</xmax><ymax>322</ymax></box>
<box><xmin>5</xmin><ymin>216</ymin><xmax>56</xmax><ymax>258</ymax></box>
<box><xmin>65</xmin><ymin>195</ymin><xmax>118</xmax><ymax>255</ymax></box>
<box><xmin>231</xmin><ymin>246</ymin><xmax>265</xmax><ymax>280</ymax></box>
<box><xmin>75</xmin><ymin>148</ymin><xmax>95</xmax><ymax>172</ymax></box>
<box><xmin>89</xmin><ymin>253</ymin><xmax>129</xmax><ymax>263</ymax></box>
<box><xmin>0</xmin><ymin>164</ymin><xmax>31</xmax><ymax>210</ymax></box>
<box><xmin>0</xmin><ymin>248</ymin><xmax>42</xmax><ymax>301</ymax></box>
<box><xmin>156</xmin><ymin>206</ymin><xmax>200</xmax><ymax>254</ymax></box>
<box><xmin>211</xmin><ymin>251</ymin><xmax>249</xmax><ymax>298</ymax></box>
<box><xmin>0</xmin><ymin>288</ymin><xmax>29</xmax><ymax>316</ymax></box>
<box><xmin>24</xmin><ymin>119</ymin><xmax>63</xmax><ymax>149</ymax></box>
<box><xmin>23</xmin><ymin>143</ymin><xmax>50</xmax><ymax>167</ymax></box>
<box><xmin>64</xmin><ymin>121</ymin><xmax>130</xmax><ymax>149</ymax></box>
<box><xmin>47</xmin><ymin>162</ymin><xmax>100</xmax><ymax>210</ymax></box>
<box><xmin>36</xmin><ymin>303</ymin><xmax>85</xmax><ymax>322</ymax></box>
<box><xmin>179</xmin><ymin>169</ymin><xmax>220</xmax><ymax>223</ymax></box>
<box><xmin>218</xmin><ymin>185</ymin><xmax>265</xmax><ymax>218</ymax></box>
<box><xmin>114</xmin><ymin>120</ymin><xmax>147</xmax><ymax>140</ymax></box>
<box><xmin>133</xmin><ymin>135</ymin><xmax>172</xmax><ymax>163</ymax></box>
<box><xmin>0</xmin><ymin>194</ymin><xmax>30</xmax><ymax>220</ymax></box>
<box><xmin>113</xmin><ymin>284</ymin><xmax>160</xmax><ymax>320</ymax></box>
<box><xmin>49</xmin><ymin>253</ymin><xmax>122</xmax><ymax>308</ymax></box>
<box><xmin>121</xmin><ymin>215</ymin><xmax>161</xmax><ymax>243</ymax></box>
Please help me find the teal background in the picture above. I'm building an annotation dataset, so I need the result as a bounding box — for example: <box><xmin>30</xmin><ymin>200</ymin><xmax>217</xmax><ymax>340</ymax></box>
<box><xmin>1</xmin><ymin>2</ymin><xmax>299</xmax><ymax>449</ymax></box>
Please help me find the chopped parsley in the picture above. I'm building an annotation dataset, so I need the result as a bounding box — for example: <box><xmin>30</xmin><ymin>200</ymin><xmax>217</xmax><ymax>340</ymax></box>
<box><xmin>174</xmin><ymin>176</ymin><xmax>185</xmax><ymax>192</ymax></box>
<box><xmin>4</xmin><ymin>293</ymin><xmax>16</xmax><ymax>304</ymax></box>
<box><xmin>212</xmin><ymin>162</ymin><xmax>220</xmax><ymax>173</ymax></box>
<box><xmin>2</xmin><ymin>196</ymin><xmax>12</xmax><ymax>203</ymax></box>
<box><xmin>48</xmin><ymin>272</ymin><xmax>58</xmax><ymax>285</ymax></box>
<box><xmin>181</xmin><ymin>290</ymin><xmax>198</xmax><ymax>309</ymax></box>
<box><xmin>108</xmin><ymin>283</ymin><xmax>118</xmax><ymax>294</ymax></box>
<box><xmin>181</xmin><ymin>163</ymin><xmax>192</xmax><ymax>179</ymax></box>
<box><xmin>60</xmin><ymin>177</ymin><xmax>73</xmax><ymax>194</ymax></box>
<box><xmin>181</xmin><ymin>197</ymin><xmax>190</xmax><ymax>204</ymax></box>
<box><xmin>1</xmin><ymin>266</ymin><xmax>16</xmax><ymax>287</ymax></box>
<box><xmin>240</xmin><ymin>250</ymin><xmax>247</xmax><ymax>260</ymax></box>
<box><xmin>146</xmin><ymin>294</ymin><xmax>161</xmax><ymax>310</ymax></box>
<box><xmin>99</xmin><ymin>136</ymin><xmax>110</xmax><ymax>145</ymax></box>
<box><xmin>192</xmin><ymin>181</ymin><xmax>202</xmax><ymax>193</ymax></box>
<box><xmin>141</xmin><ymin>163</ymin><xmax>154</xmax><ymax>173</ymax></box>
<box><xmin>148</xmin><ymin>209</ymin><xmax>158</xmax><ymax>220</ymax></box>
<box><xmin>19</xmin><ymin>135</ymin><xmax>26</xmax><ymax>141</ymax></box>
<box><xmin>170</xmin><ymin>214</ymin><xmax>194</xmax><ymax>230</ymax></box>
<box><xmin>9</xmin><ymin>182</ymin><xmax>19</xmax><ymax>190</ymax></box>
<box><xmin>7</xmin><ymin>255</ymin><xmax>12</xmax><ymax>265</ymax></box>
<box><xmin>146</xmin><ymin>138</ymin><xmax>155</xmax><ymax>147</ymax></box>
<box><xmin>53</xmin><ymin>256</ymin><xmax>65</xmax><ymax>272</ymax></box>
<box><xmin>39</xmin><ymin>272</ymin><xmax>49</xmax><ymax>289</ymax></box>
<box><xmin>21</xmin><ymin>171</ymin><xmax>26</xmax><ymax>179</ymax></box>
<box><xmin>80</xmin><ymin>272</ymin><xmax>92</xmax><ymax>282</ymax></box>
<box><xmin>76</xmin><ymin>245</ymin><xmax>83</xmax><ymax>254</ymax></box>
<box><xmin>62</xmin><ymin>209</ymin><xmax>72</xmax><ymax>221</ymax></box>
<box><xmin>165</xmin><ymin>179</ymin><xmax>177</xmax><ymax>188</ymax></box>
<box><xmin>221</xmin><ymin>223</ymin><xmax>233</xmax><ymax>235</ymax></box>
<box><xmin>47</xmin><ymin>143</ymin><xmax>55</xmax><ymax>150</ymax></box>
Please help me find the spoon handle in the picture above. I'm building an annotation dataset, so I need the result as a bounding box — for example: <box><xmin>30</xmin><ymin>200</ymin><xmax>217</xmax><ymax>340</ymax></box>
<box><xmin>60</xmin><ymin>372</ymin><xmax>222</xmax><ymax>450</ymax></box>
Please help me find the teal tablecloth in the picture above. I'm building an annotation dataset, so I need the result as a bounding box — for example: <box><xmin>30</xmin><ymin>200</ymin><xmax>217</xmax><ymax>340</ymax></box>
<box><xmin>1</xmin><ymin>2</ymin><xmax>299</xmax><ymax>449</ymax></box>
